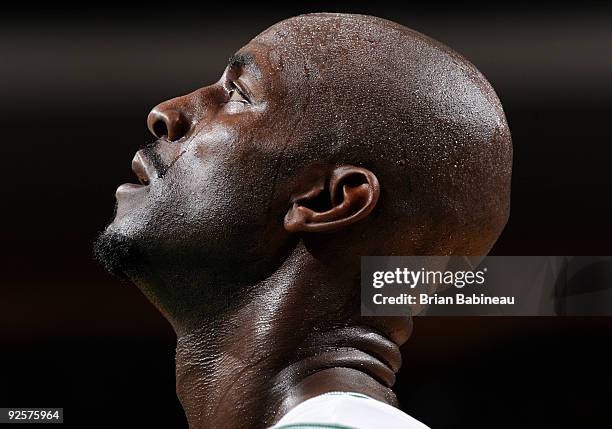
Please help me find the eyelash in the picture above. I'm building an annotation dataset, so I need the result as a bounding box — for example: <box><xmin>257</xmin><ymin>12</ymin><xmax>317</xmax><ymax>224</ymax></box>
<box><xmin>227</xmin><ymin>81</ymin><xmax>249</xmax><ymax>103</ymax></box>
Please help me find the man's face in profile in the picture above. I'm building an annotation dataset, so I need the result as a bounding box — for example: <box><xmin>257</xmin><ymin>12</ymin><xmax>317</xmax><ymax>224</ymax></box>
<box><xmin>103</xmin><ymin>43</ymin><xmax>299</xmax><ymax>285</ymax></box>
<box><xmin>97</xmin><ymin>14</ymin><xmax>512</xmax><ymax>319</ymax></box>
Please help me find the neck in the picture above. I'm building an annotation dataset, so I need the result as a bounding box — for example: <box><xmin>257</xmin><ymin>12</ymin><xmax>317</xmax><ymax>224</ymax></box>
<box><xmin>170</xmin><ymin>243</ymin><xmax>408</xmax><ymax>429</ymax></box>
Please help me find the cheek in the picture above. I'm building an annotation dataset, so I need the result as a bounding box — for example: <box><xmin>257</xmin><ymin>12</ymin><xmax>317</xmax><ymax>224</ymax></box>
<box><xmin>157</xmin><ymin>149</ymin><xmax>276</xmax><ymax>241</ymax></box>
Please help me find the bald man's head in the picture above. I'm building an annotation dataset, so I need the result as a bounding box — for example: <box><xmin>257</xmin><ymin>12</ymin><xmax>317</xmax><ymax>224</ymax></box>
<box><xmin>96</xmin><ymin>13</ymin><xmax>511</xmax><ymax>319</ymax></box>
<box><xmin>254</xmin><ymin>13</ymin><xmax>511</xmax><ymax>256</ymax></box>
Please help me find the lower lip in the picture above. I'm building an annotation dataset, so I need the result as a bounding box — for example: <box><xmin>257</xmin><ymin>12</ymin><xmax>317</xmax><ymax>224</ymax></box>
<box><xmin>116</xmin><ymin>183</ymin><xmax>147</xmax><ymax>197</ymax></box>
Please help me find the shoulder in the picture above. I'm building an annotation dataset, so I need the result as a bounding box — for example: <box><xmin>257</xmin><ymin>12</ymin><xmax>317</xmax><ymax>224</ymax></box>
<box><xmin>270</xmin><ymin>391</ymin><xmax>430</xmax><ymax>429</ymax></box>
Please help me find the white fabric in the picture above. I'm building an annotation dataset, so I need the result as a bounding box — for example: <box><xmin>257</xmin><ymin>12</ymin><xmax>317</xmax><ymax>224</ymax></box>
<box><xmin>271</xmin><ymin>391</ymin><xmax>430</xmax><ymax>429</ymax></box>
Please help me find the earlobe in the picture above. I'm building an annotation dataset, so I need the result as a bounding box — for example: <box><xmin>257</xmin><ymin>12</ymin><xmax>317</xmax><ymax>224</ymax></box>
<box><xmin>284</xmin><ymin>165</ymin><xmax>380</xmax><ymax>233</ymax></box>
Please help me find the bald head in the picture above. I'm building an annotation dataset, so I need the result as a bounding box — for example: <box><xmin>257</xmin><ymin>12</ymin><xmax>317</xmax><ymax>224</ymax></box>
<box><xmin>249</xmin><ymin>13</ymin><xmax>512</xmax><ymax>255</ymax></box>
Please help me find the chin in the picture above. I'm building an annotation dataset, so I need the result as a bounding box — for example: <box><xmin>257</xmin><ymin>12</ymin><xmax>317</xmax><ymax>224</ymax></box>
<box><xmin>93</xmin><ymin>227</ymin><xmax>143</xmax><ymax>280</ymax></box>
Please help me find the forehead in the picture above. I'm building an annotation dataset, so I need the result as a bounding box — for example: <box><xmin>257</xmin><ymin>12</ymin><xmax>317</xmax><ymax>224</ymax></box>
<box><xmin>242</xmin><ymin>15</ymin><xmax>397</xmax><ymax>81</ymax></box>
<box><xmin>235</xmin><ymin>22</ymin><xmax>338</xmax><ymax>86</ymax></box>
<box><xmin>231</xmin><ymin>15</ymin><xmax>425</xmax><ymax>113</ymax></box>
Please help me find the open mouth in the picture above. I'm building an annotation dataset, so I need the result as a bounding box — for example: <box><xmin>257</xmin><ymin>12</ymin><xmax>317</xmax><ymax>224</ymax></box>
<box><xmin>131</xmin><ymin>151</ymin><xmax>152</xmax><ymax>186</ymax></box>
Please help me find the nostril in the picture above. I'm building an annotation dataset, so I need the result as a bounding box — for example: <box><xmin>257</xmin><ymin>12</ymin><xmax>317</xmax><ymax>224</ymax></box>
<box><xmin>147</xmin><ymin>107</ymin><xmax>190</xmax><ymax>141</ymax></box>
<box><xmin>152</xmin><ymin>120</ymin><xmax>168</xmax><ymax>139</ymax></box>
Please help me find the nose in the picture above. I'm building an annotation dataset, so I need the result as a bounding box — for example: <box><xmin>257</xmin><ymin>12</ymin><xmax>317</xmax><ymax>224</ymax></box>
<box><xmin>147</xmin><ymin>103</ymin><xmax>190</xmax><ymax>142</ymax></box>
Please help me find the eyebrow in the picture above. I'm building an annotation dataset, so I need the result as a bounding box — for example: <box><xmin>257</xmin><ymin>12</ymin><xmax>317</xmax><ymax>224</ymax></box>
<box><xmin>227</xmin><ymin>52</ymin><xmax>256</xmax><ymax>70</ymax></box>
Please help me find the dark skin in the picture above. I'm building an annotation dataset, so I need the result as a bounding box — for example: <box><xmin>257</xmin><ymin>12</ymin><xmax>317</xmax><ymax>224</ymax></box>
<box><xmin>96</xmin><ymin>13</ymin><xmax>512</xmax><ymax>429</ymax></box>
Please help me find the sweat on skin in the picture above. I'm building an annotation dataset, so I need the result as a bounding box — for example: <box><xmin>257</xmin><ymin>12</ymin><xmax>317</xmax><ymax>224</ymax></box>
<box><xmin>95</xmin><ymin>12</ymin><xmax>511</xmax><ymax>429</ymax></box>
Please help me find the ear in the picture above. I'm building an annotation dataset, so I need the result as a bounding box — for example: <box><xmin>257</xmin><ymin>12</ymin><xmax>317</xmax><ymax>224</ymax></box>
<box><xmin>284</xmin><ymin>165</ymin><xmax>380</xmax><ymax>233</ymax></box>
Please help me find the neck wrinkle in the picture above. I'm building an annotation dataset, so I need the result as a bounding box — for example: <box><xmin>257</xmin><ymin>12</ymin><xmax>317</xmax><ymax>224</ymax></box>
<box><xmin>172</xmin><ymin>242</ymin><xmax>406</xmax><ymax>429</ymax></box>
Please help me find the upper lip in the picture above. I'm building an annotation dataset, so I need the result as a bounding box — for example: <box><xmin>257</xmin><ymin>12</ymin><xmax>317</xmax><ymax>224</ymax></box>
<box><xmin>132</xmin><ymin>151</ymin><xmax>154</xmax><ymax>186</ymax></box>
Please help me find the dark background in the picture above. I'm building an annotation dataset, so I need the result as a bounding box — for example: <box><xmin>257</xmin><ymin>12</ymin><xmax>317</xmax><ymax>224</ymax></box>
<box><xmin>1</xmin><ymin>2</ymin><xmax>611</xmax><ymax>428</ymax></box>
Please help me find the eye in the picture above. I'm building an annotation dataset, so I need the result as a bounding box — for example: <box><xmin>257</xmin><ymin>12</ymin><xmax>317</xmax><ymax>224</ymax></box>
<box><xmin>228</xmin><ymin>81</ymin><xmax>249</xmax><ymax>104</ymax></box>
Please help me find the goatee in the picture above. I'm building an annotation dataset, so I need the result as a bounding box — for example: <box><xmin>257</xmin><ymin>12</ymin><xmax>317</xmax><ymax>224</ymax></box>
<box><xmin>93</xmin><ymin>229</ymin><xmax>142</xmax><ymax>280</ymax></box>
